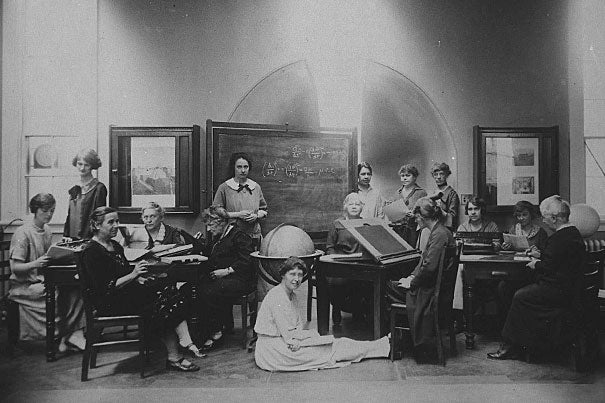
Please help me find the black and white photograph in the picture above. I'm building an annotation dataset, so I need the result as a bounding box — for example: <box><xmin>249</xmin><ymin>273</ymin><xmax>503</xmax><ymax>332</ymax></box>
<box><xmin>1</xmin><ymin>1</ymin><xmax>604</xmax><ymax>402</ymax></box>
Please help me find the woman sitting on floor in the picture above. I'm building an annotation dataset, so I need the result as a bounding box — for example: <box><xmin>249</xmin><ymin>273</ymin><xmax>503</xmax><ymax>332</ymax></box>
<box><xmin>81</xmin><ymin>207</ymin><xmax>204</xmax><ymax>372</ymax></box>
<box><xmin>386</xmin><ymin>197</ymin><xmax>455</xmax><ymax>361</ymax></box>
<box><xmin>9</xmin><ymin>193</ymin><xmax>86</xmax><ymax>351</ymax></box>
<box><xmin>122</xmin><ymin>202</ymin><xmax>186</xmax><ymax>249</ymax></box>
<box><xmin>254</xmin><ymin>257</ymin><xmax>390</xmax><ymax>372</ymax></box>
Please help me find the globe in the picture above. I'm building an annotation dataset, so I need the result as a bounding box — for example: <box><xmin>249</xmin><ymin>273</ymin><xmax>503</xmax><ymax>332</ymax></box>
<box><xmin>569</xmin><ymin>203</ymin><xmax>600</xmax><ymax>238</ymax></box>
<box><xmin>252</xmin><ymin>224</ymin><xmax>323</xmax><ymax>298</ymax></box>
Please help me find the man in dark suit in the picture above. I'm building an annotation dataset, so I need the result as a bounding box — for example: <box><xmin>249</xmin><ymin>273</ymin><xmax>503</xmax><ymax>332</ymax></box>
<box><xmin>488</xmin><ymin>195</ymin><xmax>585</xmax><ymax>359</ymax></box>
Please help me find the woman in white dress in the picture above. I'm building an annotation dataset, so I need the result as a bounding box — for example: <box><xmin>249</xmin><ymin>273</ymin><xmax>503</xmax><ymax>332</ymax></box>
<box><xmin>254</xmin><ymin>257</ymin><xmax>390</xmax><ymax>372</ymax></box>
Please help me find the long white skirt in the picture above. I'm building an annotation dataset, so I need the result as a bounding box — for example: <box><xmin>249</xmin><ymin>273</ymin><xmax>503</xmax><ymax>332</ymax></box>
<box><xmin>255</xmin><ymin>335</ymin><xmax>390</xmax><ymax>372</ymax></box>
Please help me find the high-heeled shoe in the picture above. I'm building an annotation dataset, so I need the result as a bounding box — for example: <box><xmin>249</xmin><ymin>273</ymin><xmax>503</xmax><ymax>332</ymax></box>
<box><xmin>181</xmin><ymin>343</ymin><xmax>207</xmax><ymax>358</ymax></box>
<box><xmin>201</xmin><ymin>331</ymin><xmax>224</xmax><ymax>351</ymax></box>
<box><xmin>166</xmin><ymin>357</ymin><xmax>200</xmax><ymax>372</ymax></box>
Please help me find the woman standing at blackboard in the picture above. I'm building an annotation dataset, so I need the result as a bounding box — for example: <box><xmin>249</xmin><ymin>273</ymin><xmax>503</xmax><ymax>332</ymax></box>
<box><xmin>212</xmin><ymin>152</ymin><xmax>268</xmax><ymax>247</ymax></box>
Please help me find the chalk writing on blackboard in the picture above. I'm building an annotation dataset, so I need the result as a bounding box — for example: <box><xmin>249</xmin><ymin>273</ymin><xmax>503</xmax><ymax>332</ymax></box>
<box><xmin>261</xmin><ymin>161</ymin><xmax>343</xmax><ymax>180</ymax></box>
<box><xmin>289</xmin><ymin>145</ymin><xmax>347</xmax><ymax>161</ymax></box>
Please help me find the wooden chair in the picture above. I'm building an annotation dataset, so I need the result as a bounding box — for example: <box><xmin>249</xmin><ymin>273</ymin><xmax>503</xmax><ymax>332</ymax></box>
<box><xmin>0</xmin><ymin>240</ymin><xmax>20</xmax><ymax>354</ymax></box>
<box><xmin>232</xmin><ymin>289</ymin><xmax>258</xmax><ymax>350</ymax></box>
<box><xmin>567</xmin><ymin>249</ymin><xmax>603</xmax><ymax>371</ymax></box>
<box><xmin>75</xmin><ymin>252</ymin><xmax>149</xmax><ymax>381</ymax></box>
<box><xmin>390</xmin><ymin>243</ymin><xmax>462</xmax><ymax>365</ymax></box>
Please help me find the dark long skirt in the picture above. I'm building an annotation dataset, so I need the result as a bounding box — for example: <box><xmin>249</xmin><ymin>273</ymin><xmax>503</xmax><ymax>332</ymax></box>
<box><xmin>501</xmin><ymin>282</ymin><xmax>567</xmax><ymax>348</ymax></box>
<box><xmin>386</xmin><ymin>281</ymin><xmax>436</xmax><ymax>347</ymax></box>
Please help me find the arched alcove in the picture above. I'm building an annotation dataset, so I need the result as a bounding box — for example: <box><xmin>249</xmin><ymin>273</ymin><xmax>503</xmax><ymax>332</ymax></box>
<box><xmin>360</xmin><ymin>61</ymin><xmax>456</xmax><ymax>199</ymax></box>
<box><xmin>230</xmin><ymin>59</ymin><xmax>456</xmax><ymax>200</ymax></box>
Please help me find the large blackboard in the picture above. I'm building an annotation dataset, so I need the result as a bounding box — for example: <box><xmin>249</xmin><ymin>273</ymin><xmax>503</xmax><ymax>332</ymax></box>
<box><xmin>207</xmin><ymin>121</ymin><xmax>358</xmax><ymax>234</ymax></box>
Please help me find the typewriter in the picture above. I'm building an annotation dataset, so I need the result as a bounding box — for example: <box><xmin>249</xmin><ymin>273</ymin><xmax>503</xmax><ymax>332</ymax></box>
<box><xmin>454</xmin><ymin>231</ymin><xmax>502</xmax><ymax>255</ymax></box>
<box><xmin>46</xmin><ymin>239</ymin><xmax>89</xmax><ymax>263</ymax></box>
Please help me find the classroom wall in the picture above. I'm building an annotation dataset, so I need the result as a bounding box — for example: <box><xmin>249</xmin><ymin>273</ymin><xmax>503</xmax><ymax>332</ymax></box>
<box><xmin>1</xmin><ymin>0</ymin><xmax>573</xmax><ymax>234</ymax></box>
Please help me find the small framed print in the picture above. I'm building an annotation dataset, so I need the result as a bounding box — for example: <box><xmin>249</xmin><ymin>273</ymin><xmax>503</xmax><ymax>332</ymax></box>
<box><xmin>473</xmin><ymin>126</ymin><xmax>558</xmax><ymax>212</ymax></box>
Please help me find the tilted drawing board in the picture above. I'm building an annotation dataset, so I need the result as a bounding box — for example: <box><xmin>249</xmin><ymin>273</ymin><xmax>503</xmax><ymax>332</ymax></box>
<box><xmin>338</xmin><ymin>218</ymin><xmax>420</xmax><ymax>265</ymax></box>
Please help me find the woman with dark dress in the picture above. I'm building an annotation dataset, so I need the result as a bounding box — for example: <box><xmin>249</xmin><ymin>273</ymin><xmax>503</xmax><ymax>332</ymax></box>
<box><xmin>123</xmin><ymin>202</ymin><xmax>185</xmax><ymax>249</ymax></box>
<box><xmin>197</xmin><ymin>206</ymin><xmax>255</xmax><ymax>351</ymax></box>
<box><xmin>430</xmin><ymin>162</ymin><xmax>460</xmax><ymax>232</ymax></box>
<box><xmin>63</xmin><ymin>149</ymin><xmax>107</xmax><ymax>240</ymax></box>
<box><xmin>386</xmin><ymin>197</ymin><xmax>455</xmax><ymax>360</ymax></box>
<box><xmin>80</xmin><ymin>207</ymin><xmax>204</xmax><ymax>372</ymax></box>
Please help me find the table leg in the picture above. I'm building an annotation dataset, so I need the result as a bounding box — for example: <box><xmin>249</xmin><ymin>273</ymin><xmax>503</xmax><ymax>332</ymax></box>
<box><xmin>45</xmin><ymin>282</ymin><xmax>57</xmax><ymax>362</ymax></box>
<box><xmin>373</xmin><ymin>275</ymin><xmax>382</xmax><ymax>340</ymax></box>
<box><xmin>463</xmin><ymin>280</ymin><xmax>475</xmax><ymax>350</ymax></box>
<box><xmin>316</xmin><ymin>263</ymin><xmax>329</xmax><ymax>335</ymax></box>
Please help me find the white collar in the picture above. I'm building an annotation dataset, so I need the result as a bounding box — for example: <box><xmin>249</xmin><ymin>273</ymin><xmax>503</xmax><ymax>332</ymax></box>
<box><xmin>226</xmin><ymin>178</ymin><xmax>257</xmax><ymax>191</ymax></box>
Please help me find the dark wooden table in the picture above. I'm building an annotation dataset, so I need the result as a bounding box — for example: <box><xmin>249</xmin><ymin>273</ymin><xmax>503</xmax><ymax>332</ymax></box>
<box><xmin>315</xmin><ymin>255</ymin><xmax>419</xmax><ymax>340</ymax></box>
<box><xmin>460</xmin><ymin>253</ymin><xmax>531</xmax><ymax>349</ymax></box>
<box><xmin>41</xmin><ymin>261</ymin><xmax>206</xmax><ymax>362</ymax></box>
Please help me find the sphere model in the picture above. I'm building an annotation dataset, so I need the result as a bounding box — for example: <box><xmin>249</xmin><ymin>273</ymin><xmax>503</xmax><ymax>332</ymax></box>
<box><xmin>260</xmin><ymin>224</ymin><xmax>316</xmax><ymax>257</ymax></box>
<box><xmin>253</xmin><ymin>224</ymin><xmax>323</xmax><ymax>297</ymax></box>
<box><xmin>569</xmin><ymin>203</ymin><xmax>600</xmax><ymax>238</ymax></box>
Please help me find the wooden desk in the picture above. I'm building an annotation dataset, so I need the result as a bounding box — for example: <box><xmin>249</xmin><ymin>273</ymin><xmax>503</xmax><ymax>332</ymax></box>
<box><xmin>315</xmin><ymin>255</ymin><xmax>419</xmax><ymax>340</ymax></box>
<box><xmin>460</xmin><ymin>253</ymin><xmax>531</xmax><ymax>349</ymax></box>
<box><xmin>41</xmin><ymin>261</ymin><xmax>206</xmax><ymax>362</ymax></box>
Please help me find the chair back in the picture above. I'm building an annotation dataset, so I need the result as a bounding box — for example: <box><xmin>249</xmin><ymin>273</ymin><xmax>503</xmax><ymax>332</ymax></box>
<box><xmin>573</xmin><ymin>249</ymin><xmax>605</xmax><ymax>323</ymax></box>
<box><xmin>0</xmin><ymin>240</ymin><xmax>11</xmax><ymax>299</ymax></box>
<box><xmin>434</xmin><ymin>243</ymin><xmax>462</xmax><ymax>326</ymax></box>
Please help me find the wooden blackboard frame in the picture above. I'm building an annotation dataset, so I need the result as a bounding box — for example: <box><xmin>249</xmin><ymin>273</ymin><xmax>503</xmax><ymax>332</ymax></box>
<box><xmin>206</xmin><ymin>120</ymin><xmax>358</xmax><ymax>236</ymax></box>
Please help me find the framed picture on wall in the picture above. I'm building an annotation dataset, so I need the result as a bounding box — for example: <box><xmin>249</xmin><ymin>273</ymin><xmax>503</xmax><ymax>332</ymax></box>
<box><xmin>109</xmin><ymin>126</ymin><xmax>200</xmax><ymax>216</ymax></box>
<box><xmin>473</xmin><ymin>126</ymin><xmax>558</xmax><ymax>212</ymax></box>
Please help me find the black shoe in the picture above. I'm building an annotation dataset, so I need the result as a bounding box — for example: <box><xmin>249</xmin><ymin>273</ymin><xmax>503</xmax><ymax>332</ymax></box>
<box><xmin>166</xmin><ymin>358</ymin><xmax>200</xmax><ymax>372</ymax></box>
<box><xmin>487</xmin><ymin>343</ymin><xmax>518</xmax><ymax>360</ymax></box>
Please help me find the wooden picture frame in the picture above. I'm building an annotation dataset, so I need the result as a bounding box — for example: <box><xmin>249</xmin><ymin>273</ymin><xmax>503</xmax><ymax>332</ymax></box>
<box><xmin>473</xmin><ymin>126</ymin><xmax>558</xmax><ymax>212</ymax></box>
<box><xmin>109</xmin><ymin>126</ymin><xmax>200</xmax><ymax>215</ymax></box>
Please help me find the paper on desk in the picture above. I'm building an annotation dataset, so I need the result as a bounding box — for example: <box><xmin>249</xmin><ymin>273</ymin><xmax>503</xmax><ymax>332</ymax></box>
<box><xmin>513</xmin><ymin>256</ymin><xmax>531</xmax><ymax>262</ymax></box>
<box><xmin>503</xmin><ymin>234</ymin><xmax>529</xmax><ymax>251</ymax></box>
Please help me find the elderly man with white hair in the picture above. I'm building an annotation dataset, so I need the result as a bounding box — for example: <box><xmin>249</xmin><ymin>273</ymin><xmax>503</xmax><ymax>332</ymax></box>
<box><xmin>488</xmin><ymin>195</ymin><xmax>585</xmax><ymax>360</ymax></box>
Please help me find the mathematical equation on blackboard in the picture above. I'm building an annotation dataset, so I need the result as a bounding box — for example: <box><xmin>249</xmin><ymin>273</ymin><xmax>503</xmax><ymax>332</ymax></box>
<box><xmin>289</xmin><ymin>145</ymin><xmax>347</xmax><ymax>161</ymax></box>
<box><xmin>261</xmin><ymin>162</ymin><xmax>344</xmax><ymax>179</ymax></box>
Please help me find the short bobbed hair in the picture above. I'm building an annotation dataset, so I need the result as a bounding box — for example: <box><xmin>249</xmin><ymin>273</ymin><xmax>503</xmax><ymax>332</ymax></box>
<box><xmin>412</xmin><ymin>196</ymin><xmax>444</xmax><ymax>221</ymax></box>
<box><xmin>29</xmin><ymin>193</ymin><xmax>56</xmax><ymax>213</ymax></box>
<box><xmin>430</xmin><ymin>162</ymin><xmax>451</xmax><ymax>177</ymax></box>
<box><xmin>465</xmin><ymin>196</ymin><xmax>487</xmax><ymax>216</ymax></box>
<box><xmin>357</xmin><ymin>161</ymin><xmax>373</xmax><ymax>176</ymax></box>
<box><xmin>72</xmin><ymin>148</ymin><xmax>102</xmax><ymax>170</ymax></box>
<box><xmin>279</xmin><ymin>256</ymin><xmax>308</xmax><ymax>277</ymax></box>
<box><xmin>89</xmin><ymin>206</ymin><xmax>117</xmax><ymax>234</ymax></box>
<box><xmin>398</xmin><ymin>164</ymin><xmax>419</xmax><ymax>178</ymax></box>
<box><xmin>342</xmin><ymin>192</ymin><xmax>364</xmax><ymax>214</ymax></box>
<box><xmin>540</xmin><ymin>195</ymin><xmax>571</xmax><ymax>222</ymax></box>
<box><xmin>228</xmin><ymin>152</ymin><xmax>253</xmax><ymax>178</ymax></box>
<box><xmin>141</xmin><ymin>202</ymin><xmax>165</xmax><ymax>218</ymax></box>
<box><xmin>513</xmin><ymin>200</ymin><xmax>537</xmax><ymax>220</ymax></box>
